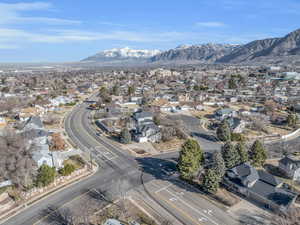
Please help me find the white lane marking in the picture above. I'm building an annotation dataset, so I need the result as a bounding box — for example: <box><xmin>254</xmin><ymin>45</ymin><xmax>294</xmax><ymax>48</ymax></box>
<box><xmin>165</xmin><ymin>189</ymin><xmax>219</xmax><ymax>225</ymax></box>
<box><xmin>203</xmin><ymin>209</ymin><xmax>213</xmax><ymax>216</ymax></box>
<box><xmin>93</xmin><ymin>146</ymin><xmax>118</xmax><ymax>161</ymax></box>
<box><xmin>154</xmin><ymin>184</ymin><xmax>173</xmax><ymax>194</ymax></box>
<box><xmin>176</xmin><ymin>191</ymin><xmax>184</xmax><ymax>196</ymax></box>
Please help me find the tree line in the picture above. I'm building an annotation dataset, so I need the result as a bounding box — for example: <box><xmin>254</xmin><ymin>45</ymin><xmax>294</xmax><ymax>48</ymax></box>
<box><xmin>177</xmin><ymin>138</ymin><xmax>267</xmax><ymax>193</ymax></box>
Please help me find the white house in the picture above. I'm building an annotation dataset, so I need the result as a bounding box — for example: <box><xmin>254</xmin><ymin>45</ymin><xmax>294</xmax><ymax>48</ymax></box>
<box><xmin>22</xmin><ymin>116</ymin><xmax>65</xmax><ymax>169</ymax></box>
<box><xmin>50</xmin><ymin>96</ymin><xmax>73</xmax><ymax>107</ymax></box>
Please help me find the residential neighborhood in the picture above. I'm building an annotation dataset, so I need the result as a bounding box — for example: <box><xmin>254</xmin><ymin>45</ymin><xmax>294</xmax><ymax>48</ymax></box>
<box><xmin>0</xmin><ymin>63</ymin><xmax>300</xmax><ymax>225</ymax></box>
<box><xmin>1</xmin><ymin>1</ymin><xmax>300</xmax><ymax>224</ymax></box>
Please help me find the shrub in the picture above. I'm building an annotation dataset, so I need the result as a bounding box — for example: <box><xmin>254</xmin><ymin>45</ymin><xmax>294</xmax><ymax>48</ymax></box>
<box><xmin>120</xmin><ymin>128</ymin><xmax>131</xmax><ymax>144</ymax></box>
<box><xmin>69</xmin><ymin>155</ymin><xmax>86</xmax><ymax>167</ymax></box>
<box><xmin>59</xmin><ymin>164</ymin><xmax>76</xmax><ymax>176</ymax></box>
<box><xmin>36</xmin><ymin>165</ymin><xmax>56</xmax><ymax>187</ymax></box>
<box><xmin>231</xmin><ymin>133</ymin><xmax>246</xmax><ymax>142</ymax></box>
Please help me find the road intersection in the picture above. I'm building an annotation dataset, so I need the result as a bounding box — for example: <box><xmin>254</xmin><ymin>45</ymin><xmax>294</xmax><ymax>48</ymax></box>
<box><xmin>1</xmin><ymin>99</ymin><xmax>237</xmax><ymax>225</ymax></box>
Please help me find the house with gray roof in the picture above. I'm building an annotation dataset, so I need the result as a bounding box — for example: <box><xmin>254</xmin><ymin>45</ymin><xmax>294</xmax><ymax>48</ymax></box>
<box><xmin>215</xmin><ymin>108</ymin><xmax>236</xmax><ymax>121</ymax></box>
<box><xmin>226</xmin><ymin>117</ymin><xmax>246</xmax><ymax>133</ymax></box>
<box><xmin>224</xmin><ymin>163</ymin><xmax>298</xmax><ymax>212</ymax></box>
<box><xmin>133</xmin><ymin>111</ymin><xmax>154</xmax><ymax>126</ymax></box>
<box><xmin>279</xmin><ymin>156</ymin><xmax>300</xmax><ymax>181</ymax></box>
<box><xmin>132</xmin><ymin>111</ymin><xmax>161</xmax><ymax>143</ymax></box>
<box><xmin>22</xmin><ymin>116</ymin><xmax>43</xmax><ymax>131</ymax></box>
<box><xmin>134</xmin><ymin>123</ymin><xmax>161</xmax><ymax>143</ymax></box>
<box><xmin>21</xmin><ymin>116</ymin><xmax>64</xmax><ymax>169</ymax></box>
<box><xmin>103</xmin><ymin>219</ymin><xmax>125</xmax><ymax>225</ymax></box>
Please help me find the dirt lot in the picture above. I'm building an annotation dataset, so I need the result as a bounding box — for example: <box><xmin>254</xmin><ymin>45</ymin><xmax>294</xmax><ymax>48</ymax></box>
<box><xmin>213</xmin><ymin>188</ymin><xmax>241</xmax><ymax>207</ymax></box>
<box><xmin>191</xmin><ymin>106</ymin><xmax>217</xmax><ymax>119</ymax></box>
<box><xmin>228</xmin><ymin>200</ymin><xmax>273</xmax><ymax>225</ymax></box>
<box><xmin>152</xmin><ymin>138</ymin><xmax>185</xmax><ymax>153</ymax></box>
<box><xmin>92</xmin><ymin>199</ymin><xmax>157</xmax><ymax>225</ymax></box>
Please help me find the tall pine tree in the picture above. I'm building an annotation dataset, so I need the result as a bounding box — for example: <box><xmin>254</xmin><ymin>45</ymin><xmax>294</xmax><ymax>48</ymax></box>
<box><xmin>249</xmin><ymin>140</ymin><xmax>267</xmax><ymax>167</ymax></box>
<box><xmin>235</xmin><ymin>142</ymin><xmax>249</xmax><ymax>164</ymax></box>
<box><xmin>211</xmin><ymin>151</ymin><xmax>226</xmax><ymax>179</ymax></box>
<box><xmin>221</xmin><ymin>141</ymin><xmax>240</xmax><ymax>169</ymax></box>
<box><xmin>177</xmin><ymin>139</ymin><xmax>203</xmax><ymax>180</ymax></box>
<box><xmin>216</xmin><ymin>120</ymin><xmax>231</xmax><ymax>142</ymax></box>
<box><xmin>202</xmin><ymin>169</ymin><xmax>220</xmax><ymax>194</ymax></box>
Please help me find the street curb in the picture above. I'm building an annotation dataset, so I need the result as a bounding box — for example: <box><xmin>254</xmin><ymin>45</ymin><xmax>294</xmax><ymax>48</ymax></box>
<box><xmin>0</xmin><ymin>164</ymin><xmax>99</xmax><ymax>225</ymax></box>
<box><xmin>127</xmin><ymin>196</ymin><xmax>161</xmax><ymax>224</ymax></box>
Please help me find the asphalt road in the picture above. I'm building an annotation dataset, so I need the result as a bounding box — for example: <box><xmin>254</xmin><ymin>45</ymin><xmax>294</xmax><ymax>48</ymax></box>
<box><xmin>0</xmin><ymin>101</ymin><xmax>178</xmax><ymax>225</ymax></box>
<box><xmin>1</xmin><ymin>100</ymin><xmax>236</xmax><ymax>225</ymax></box>
<box><xmin>140</xmin><ymin>179</ymin><xmax>238</xmax><ymax>225</ymax></box>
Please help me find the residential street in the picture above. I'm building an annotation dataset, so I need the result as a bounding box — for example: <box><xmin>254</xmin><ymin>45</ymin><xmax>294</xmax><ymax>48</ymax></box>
<box><xmin>1</xmin><ymin>100</ymin><xmax>237</xmax><ymax>225</ymax></box>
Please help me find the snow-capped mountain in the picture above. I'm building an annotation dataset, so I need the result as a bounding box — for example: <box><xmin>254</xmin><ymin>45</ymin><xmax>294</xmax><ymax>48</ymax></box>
<box><xmin>82</xmin><ymin>47</ymin><xmax>161</xmax><ymax>62</ymax></box>
<box><xmin>150</xmin><ymin>44</ymin><xmax>239</xmax><ymax>63</ymax></box>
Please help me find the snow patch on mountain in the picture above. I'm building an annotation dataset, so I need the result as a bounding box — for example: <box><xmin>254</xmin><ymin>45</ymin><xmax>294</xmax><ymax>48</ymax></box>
<box><xmin>100</xmin><ymin>47</ymin><xmax>161</xmax><ymax>58</ymax></box>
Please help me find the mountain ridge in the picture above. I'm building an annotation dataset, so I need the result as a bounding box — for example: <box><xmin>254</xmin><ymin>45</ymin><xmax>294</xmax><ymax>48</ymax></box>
<box><xmin>82</xmin><ymin>47</ymin><xmax>161</xmax><ymax>62</ymax></box>
<box><xmin>82</xmin><ymin>28</ymin><xmax>300</xmax><ymax>65</ymax></box>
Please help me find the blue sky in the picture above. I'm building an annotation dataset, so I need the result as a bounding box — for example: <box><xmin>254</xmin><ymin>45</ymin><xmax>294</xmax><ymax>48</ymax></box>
<box><xmin>0</xmin><ymin>0</ymin><xmax>299</xmax><ymax>62</ymax></box>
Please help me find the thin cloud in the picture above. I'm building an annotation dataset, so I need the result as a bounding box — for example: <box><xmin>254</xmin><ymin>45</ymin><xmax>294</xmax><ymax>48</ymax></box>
<box><xmin>195</xmin><ymin>22</ymin><xmax>226</xmax><ymax>28</ymax></box>
<box><xmin>0</xmin><ymin>28</ymin><xmax>193</xmax><ymax>44</ymax></box>
<box><xmin>0</xmin><ymin>27</ymin><xmax>272</xmax><ymax>49</ymax></box>
<box><xmin>0</xmin><ymin>44</ymin><xmax>19</xmax><ymax>49</ymax></box>
<box><xmin>99</xmin><ymin>22</ymin><xmax>129</xmax><ymax>28</ymax></box>
<box><xmin>0</xmin><ymin>2</ymin><xmax>51</xmax><ymax>11</ymax></box>
<box><xmin>0</xmin><ymin>2</ymin><xmax>81</xmax><ymax>25</ymax></box>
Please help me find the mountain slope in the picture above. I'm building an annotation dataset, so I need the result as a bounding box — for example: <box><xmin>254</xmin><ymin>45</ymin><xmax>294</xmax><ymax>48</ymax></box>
<box><xmin>217</xmin><ymin>29</ymin><xmax>300</xmax><ymax>63</ymax></box>
<box><xmin>150</xmin><ymin>44</ymin><xmax>239</xmax><ymax>63</ymax></box>
<box><xmin>82</xmin><ymin>47</ymin><xmax>161</xmax><ymax>63</ymax></box>
<box><xmin>81</xmin><ymin>28</ymin><xmax>300</xmax><ymax>66</ymax></box>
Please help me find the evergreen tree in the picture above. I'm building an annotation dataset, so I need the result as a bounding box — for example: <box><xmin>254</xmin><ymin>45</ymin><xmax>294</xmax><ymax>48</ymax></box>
<box><xmin>36</xmin><ymin>165</ymin><xmax>56</xmax><ymax>187</ymax></box>
<box><xmin>58</xmin><ymin>164</ymin><xmax>76</xmax><ymax>176</ymax></box>
<box><xmin>221</xmin><ymin>141</ymin><xmax>240</xmax><ymax>169</ymax></box>
<box><xmin>235</xmin><ymin>142</ymin><xmax>248</xmax><ymax>163</ymax></box>
<box><xmin>120</xmin><ymin>128</ymin><xmax>131</xmax><ymax>144</ymax></box>
<box><xmin>127</xmin><ymin>86</ymin><xmax>135</xmax><ymax>96</ymax></box>
<box><xmin>202</xmin><ymin>169</ymin><xmax>220</xmax><ymax>194</ymax></box>
<box><xmin>228</xmin><ymin>77</ymin><xmax>237</xmax><ymax>89</ymax></box>
<box><xmin>99</xmin><ymin>86</ymin><xmax>108</xmax><ymax>96</ymax></box>
<box><xmin>249</xmin><ymin>140</ymin><xmax>267</xmax><ymax>167</ymax></box>
<box><xmin>287</xmin><ymin>113</ymin><xmax>298</xmax><ymax>127</ymax></box>
<box><xmin>177</xmin><ymin>139</ymin><xmax>203</xmax><ymax>180</ymax></box>
<box><xmin>111</xmin><ymin>84</ymin><xmax>119</xmax><ymax>95</ymax></box>
<box><xmin>216</xmin><ymin>120</ymin><xmax>231</xmax><ymax>142</ymax></box>
<box><xmin>211</xmin><ymin>151</ymin><xmax>226</xmax><ymax>179</ymax></box>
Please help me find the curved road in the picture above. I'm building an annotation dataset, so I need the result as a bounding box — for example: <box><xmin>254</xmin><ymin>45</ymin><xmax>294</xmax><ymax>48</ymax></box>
<box><xmin>0</xmin><ymin>101</ymin><xmax>178</xmax><ymax>225</ymax></box>
<box><xmin>2</xmin><ymin>100</ymin><xmax>236</xmax><ymax>225</ymax></box>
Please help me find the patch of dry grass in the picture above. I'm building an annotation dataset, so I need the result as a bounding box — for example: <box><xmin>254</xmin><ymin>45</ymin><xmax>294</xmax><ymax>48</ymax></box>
<box><xmin>153</xmin><ymin>138</ymin><xmax>184</xmax><ymax>152</ymax></box>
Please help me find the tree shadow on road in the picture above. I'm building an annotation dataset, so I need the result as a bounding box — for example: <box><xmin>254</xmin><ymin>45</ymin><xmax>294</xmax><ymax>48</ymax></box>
<box><xmin>191</xmin><ymin>131</ymin><xmax>219</xmax><ymax>142</ymax></box>
<box><xmin>40</xmin><ymin>205</ymin><xmax>76</xmax><ymax>225</ymax></box>
<box><xmin>237</xmin><ymin>212</ymin><xmax>273</xmax><ymax>225</ymax></box>
<box><xmin>136</xmin><ymin>157</ymin><xmax>205</xmax><ymax>195</ymax></box>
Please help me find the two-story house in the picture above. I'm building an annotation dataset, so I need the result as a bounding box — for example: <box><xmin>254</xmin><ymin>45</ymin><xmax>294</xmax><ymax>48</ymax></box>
<box><xmin>278</xmin><ymin>156</ymin><xmax>300</xmax><ymax>181</ymax></box>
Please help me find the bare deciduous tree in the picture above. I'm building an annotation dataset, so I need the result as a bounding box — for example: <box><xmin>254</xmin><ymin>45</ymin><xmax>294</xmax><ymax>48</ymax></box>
<box><xmin>0</xmin><ymin>129</ymin><xmax>37</xmax><ymax>189</ymax></box>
